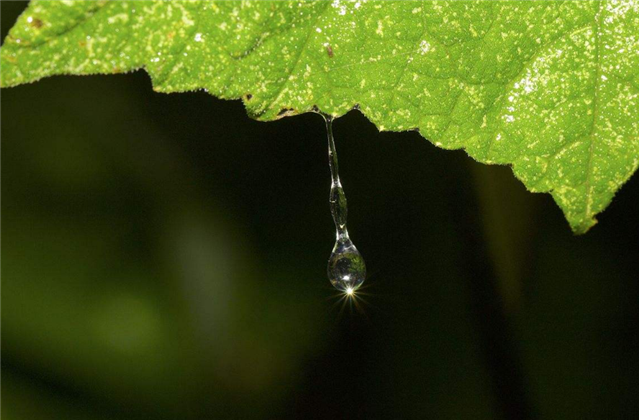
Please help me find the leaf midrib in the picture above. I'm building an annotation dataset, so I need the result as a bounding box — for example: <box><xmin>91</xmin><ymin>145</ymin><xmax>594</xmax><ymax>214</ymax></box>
<box><xmin>581</xmin><ymin>0</ymin><xmax>605</xmax><ymax>227</ymax></box>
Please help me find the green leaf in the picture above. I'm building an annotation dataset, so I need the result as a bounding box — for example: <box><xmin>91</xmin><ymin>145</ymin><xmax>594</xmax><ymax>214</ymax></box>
<box><xmin>1</xmin><ymin>0</ymin><xmax>638</xmax><ymax>233</ymax></box>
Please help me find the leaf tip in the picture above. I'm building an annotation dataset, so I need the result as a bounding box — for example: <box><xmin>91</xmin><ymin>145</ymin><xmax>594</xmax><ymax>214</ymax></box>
<box><xmin>570</xmin><ymin>217</ymin><xmax>598</xmax><ymax>235</ymax></box>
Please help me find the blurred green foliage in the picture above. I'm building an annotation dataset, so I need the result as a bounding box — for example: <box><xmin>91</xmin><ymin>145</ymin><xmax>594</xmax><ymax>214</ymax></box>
<box><xmin>2</xmin><ymin>2</ymin><xmax>638</xmax><ymax>419</ymax></box>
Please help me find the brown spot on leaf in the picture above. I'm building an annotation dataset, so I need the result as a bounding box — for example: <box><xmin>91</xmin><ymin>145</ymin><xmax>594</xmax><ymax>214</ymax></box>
<box><xmin>30</xmin><ymin>18</ymin><xmax>44</xmax><ymax>29</ymax></box>
<box><xmin>276</xmin><ymin>108</ymin><xmax>296</xmax><ymax>119</ymax></box>
<box><xmin>326</xmin><ymin>45</ymin><xmax>334</xmax><ymax>58</ymax></box>
<box><xmin>245</xmin><ymin>93</ymin><xmax>253</xmax><ymax>101</ymax></box>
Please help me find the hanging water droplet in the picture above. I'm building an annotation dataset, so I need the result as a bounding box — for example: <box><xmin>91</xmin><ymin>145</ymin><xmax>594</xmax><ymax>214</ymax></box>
<box><xmin>328</xmin><ymin>236</ymin><xmax>366</xmax><ymax>293</ymax></box>
<box><xmin>321</xmin><ymin>113</ymin><xmax>366</xmax><ymax>294</ymax></box>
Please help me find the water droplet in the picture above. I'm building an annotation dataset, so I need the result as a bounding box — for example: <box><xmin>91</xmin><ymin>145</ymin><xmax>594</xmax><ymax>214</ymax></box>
<box><xmin>328</xmin><ymin>236</ymin><xmax>366</xmax><ymax>292</ymax></box>
<box><xmin>321</xmin><ymin>113</ymin><xmax>366</xmax><ymax>294</ymax></box>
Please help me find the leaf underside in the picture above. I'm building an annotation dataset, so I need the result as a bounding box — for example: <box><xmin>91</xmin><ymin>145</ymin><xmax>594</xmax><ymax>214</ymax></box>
<box><xmin>1</xmin><ymin>0</ymin><xmax>638</xmax><ymax>233</ymax></box>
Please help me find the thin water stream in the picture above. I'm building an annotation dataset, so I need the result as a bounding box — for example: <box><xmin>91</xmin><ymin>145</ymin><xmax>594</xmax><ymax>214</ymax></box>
<box><xmin>322</xmin><ymin>114</ymin><xmax>366</xmax><ymax>295</ymax></box>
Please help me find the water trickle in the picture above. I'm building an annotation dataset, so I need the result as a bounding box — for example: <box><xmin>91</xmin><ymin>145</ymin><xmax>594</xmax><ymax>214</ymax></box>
<box><xmin>322</xmin><ymin>114</ymin><xmax>366</xmax><ymax>294</ymax></box>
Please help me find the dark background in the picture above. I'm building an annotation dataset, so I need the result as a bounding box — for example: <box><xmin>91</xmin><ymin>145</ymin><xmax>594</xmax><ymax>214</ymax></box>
<box><xmin>2</xmin><ymin>2</ymin><xmax>638</xmax><ymax>419</ymax></box>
